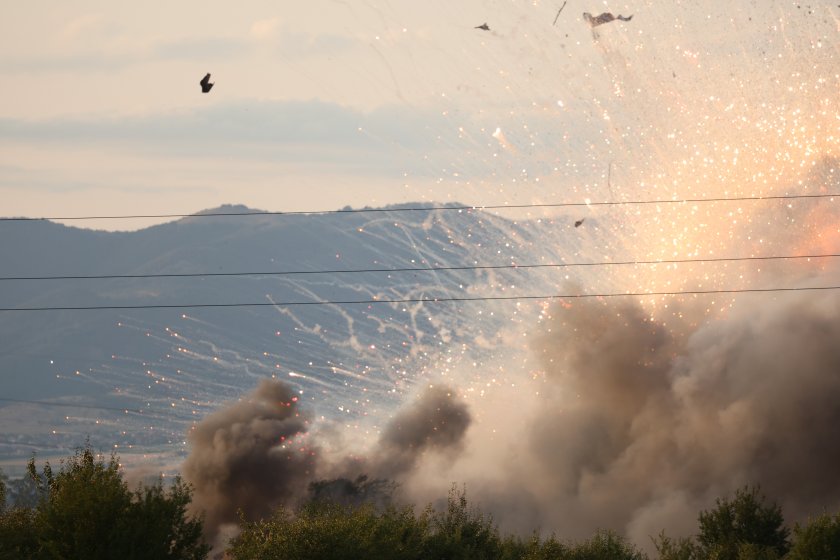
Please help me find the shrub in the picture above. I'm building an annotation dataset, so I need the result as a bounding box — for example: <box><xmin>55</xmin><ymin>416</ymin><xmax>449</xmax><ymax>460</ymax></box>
<box><xmin>697</xmin><ymin>486</ymin><xmax>789</xmax><ymax>560</ymax></box>
<box><xmin>788</xmin><ymin>512</ymin><xmax>840</xmax><ymax>560</ymax></box>
<box><xmin>14</xmin><ymin>444</ymin><xmax>209</xmax><ymax>560</ymax></box>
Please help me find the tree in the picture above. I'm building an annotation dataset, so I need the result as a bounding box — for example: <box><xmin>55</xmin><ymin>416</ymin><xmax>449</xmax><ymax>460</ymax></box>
<box><xmin>0</xmin><ymin>467</ymin><xmax>39</xmax><ymax>560</ymax></box>
<box><xmin>567</xmin><ymin>530</ymin><xmax>647</xmax><ymax>560</ymax></box>
<box><xmin>30</xmin><ymin>446</ymin><xmax>132</xmax><ymax>559</ymax></box>
<box><xmin>421</xmin><ymin>485</ymin><xmax>504</xmax><ymax>560</ymax></box>
<box><xmin>229</xmin><ymin>484</ymin><xmax>506</xmax><ymax>560</ymax></box>
<box><xmin>119</xmin><ymin>476</ymin><xmax>210</xmax><ymax>560</ymax></box>
<box><xmin>787</xmin><ymin>512</ymin><xmax>840</xmax><ymax>560</ymax></box>
<box><xmin>517</xmin><ymin>533</ymin><xmax>570</xmax><ymax>560</ymax></box>
<box><xmin>0</xmin><ymin>469</ymin><xmax>6</xmax><ymax>512</ymax></box>
<box><xmin>697</xmin><ymin>486</ymin><xmax>789</xmax><ymax>560</ymax></box>
<box><xmin>653</xmin><ymin>531</ymin><xmax>701</xmax><ymax>560</ymax></box>
<box><xmin>0</xmin><ymin>507</ymin><xmax>38</xmax><ymax>560</ymax></box>
<box><xmin>27</xmin><ymin>443</ymin><xmax>209</xmax><ymax>559</ymax></box>
<box><xmin>229</xmin><ymin>502</ymin><xmax>428</xmax><ymax>560</ymax></box>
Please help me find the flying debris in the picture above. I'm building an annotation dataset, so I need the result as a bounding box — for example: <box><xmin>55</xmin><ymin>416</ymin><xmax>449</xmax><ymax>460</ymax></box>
<box><xmin>475</xmin><ymin>23</ymin><xmax>490</xmax><ymax>31</ymax></box>
<box><xmin>553</xmin><ymin>1</ymin><xmax>568</xmax><ymax>25</ymax></box>
<box><xmin>200</xmin><ymin>73</ymin><xmax>214</xmax><ymax>93</ymax></box>
<box><xmin>574</xmin><ymin>219</ymin><xmax>585</xmax><ymax>228</ymax></box>
<box><xmin>582</xmin><ymin>12</ymin><xmax>633</xmax><ymax>27</ymax></box>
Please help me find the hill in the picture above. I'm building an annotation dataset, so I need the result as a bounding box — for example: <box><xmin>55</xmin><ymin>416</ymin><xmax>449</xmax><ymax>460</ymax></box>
<box><xmin>0</xmin><ymin>203</ymin><xmax>597</xmax><ymax>471</ymax></box>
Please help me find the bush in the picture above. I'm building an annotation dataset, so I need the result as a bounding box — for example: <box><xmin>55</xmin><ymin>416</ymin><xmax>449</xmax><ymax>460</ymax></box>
<box><xmin>517</xmin><ymin>534</ymin><xmax>570</xmax><ymax>560</ymax></box>
<box><xmin>653</xmin><ymin>531</ymin><xmax>700</xmax><ymax>560</ymax></box>
<box><xmin>567</xmin><ymin>530</ymin><xmax>647</xmax><ymax>560</ymax></box>
<box><xmin>229</xmin><ymin>502</ymin><xmax>428</xmax><ymax>560</ymax></box>
<box><xmin>228</xmin><ymin>484</ymin><xmax>655</xmax><ymax>560</ymax></box>
<box><xmin>788</xmin><ymin>512</ymin><xmax>840</xmax><ymax>560</ymax></box>
<box><xmin>421</xmin><ymin>485</ymin><xmax>505</xmax><ymax>560</ymax></box>
<box><xmin>697</xmin><ymin>486</ymin><xmax>789</xmax><ymax>560</ymax></box>
<box><xmin>0</xmin><ymin>504</ymin><xmax>38</xmax><ymax>560</ymax></box>
<box><xmin>1</xmin><ymin>444</ymin><xmax>210</xmax><ymax>560</ymax></box>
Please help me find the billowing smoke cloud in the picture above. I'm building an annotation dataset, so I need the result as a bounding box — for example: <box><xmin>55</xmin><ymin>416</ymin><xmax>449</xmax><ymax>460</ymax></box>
<box><xmin>183</xmin><ymin>288</ymin><xmax>840</xmax><ymax>550</ymax></box>
<box><xmin>433</xmin><ymin>287</ymin><xmax>840</xmax><ymax>546</ymax></box>
<box><xmin>183</xmin><ymin>379</ymin><xmax>316</xmax><ymax>541</ymax></box>
<box><xmin>182</xmin><ymin>380</ymin><xmax>471</xmax><ymax>543</ymax></box>
<box><xmin>302</xmin><ymin>384</ymin><xmax>472</xmax><ymax>509</ymax></box>
<box><xmin>372</xmin><ymin>385</ymin><xmax>471</xmax><ymax>478</ymax></box>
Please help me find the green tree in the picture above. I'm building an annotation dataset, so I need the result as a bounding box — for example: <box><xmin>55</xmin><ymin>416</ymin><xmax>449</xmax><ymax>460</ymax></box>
<box><xmin>229</xmin><ymin>502</ymin><xmax>428</xmax><ymax>560</ymax></box>
<box><xmin>567</xmin><ymin>530</ymin><xmax>647</xmax><ymax>560</ymax></box>
<box><xmin>30</xmin><ymin>446</ymin><xmax>132</xmax><ymax>559</ymax></box>
<box><xmin>0</xmin><ymin>469</ymin><xmax>6</xmax><ymax>512</ymax></box>
<box><xmin>653</xmin><ymin>531</ymin><xmax>701</xmax><ymax>560</ymax></box>
<box><xmin>28</xmin><ymin>444</ymin><xmax>209</xmax><ymax>560</ymax></box>
<box><xmin>0</xmin><ymin>467</ymin><xmax>39</xmax><ymax>560</ymax></box>
<box><xmin>421</xmin><ymin>485</ymin><xmax>504</xmax><ymax>560</ymax></box>
<box><xmin>229</xmin><ymin>485</ymin><xmax>510</xmax><ymax>560</ymax></box>
<box><xmin>728</xmin><ymin>542</ymin><xmax>781</xmax><ymax>559</ymax></box>
<box><xmin>0</xmin><ymin>506</ymin><xmax>39</xmax><ymax>560</ymax></box>
<box><xmin>697</xmin><ymin>486</ymin><xmax>789</xmax><ymax>560</ymax></box>
<box><xmin>119</xmin><ymin>476</ymin><xmax>210</xmax><ymax>560</ymax></box>
<box><xmin>787</xmin><ymin>511</ymin><xmax>840</xmax><ymax>560</ymax></box>
<box><xmin>517</xmin><ymin>533</ymin><xmax>570</xmax><ymax>560</ymax></box>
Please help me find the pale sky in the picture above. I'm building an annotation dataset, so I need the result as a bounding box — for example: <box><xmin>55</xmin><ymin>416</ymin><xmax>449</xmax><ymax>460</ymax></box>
<box><xmin>2</xmin><ymin>1</ymin><xmax>838</xmax><ymax>230</ymax></box>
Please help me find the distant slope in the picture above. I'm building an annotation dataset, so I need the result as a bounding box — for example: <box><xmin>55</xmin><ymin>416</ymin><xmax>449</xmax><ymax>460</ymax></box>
<box><xmin>0</xmin><ymin>203</ymin><xmax>604</xmax><ymax>470</ymax></box>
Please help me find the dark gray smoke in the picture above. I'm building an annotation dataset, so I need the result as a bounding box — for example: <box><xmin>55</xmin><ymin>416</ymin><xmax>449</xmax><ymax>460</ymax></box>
<box><xmin>373</xmin><ymin>385</ymin><xmax>472</xmax><ymax>478</ymax></box>
<box><xmin>182</xmin><ymin>380</ymin><xmax>471</xmax><ymax>543</ymax></box>
<box><xmin>182</xmin><ymin>379</ymin><xmax>316</xmax><ymax>541</ymax></box>
<box><xmin>318</xmin><ymin>384</ymin><xmax>473</xmax><ymax>505</ymax></box>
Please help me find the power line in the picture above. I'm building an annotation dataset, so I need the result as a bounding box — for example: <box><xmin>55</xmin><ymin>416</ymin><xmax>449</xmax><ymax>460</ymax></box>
<box><xmin>1</xmin><ymin>252</ymin><xmax>838</xmax><ymax>282</ymax></box>
<box><xmin>2</xmin><ymin>285</ymin><xmax>839</xmax><ymax>312</ymax></box>
<box><xmin>1</xmin><ymin>193</ymin><xmax>837</xmax><ymax>222</ymax></box>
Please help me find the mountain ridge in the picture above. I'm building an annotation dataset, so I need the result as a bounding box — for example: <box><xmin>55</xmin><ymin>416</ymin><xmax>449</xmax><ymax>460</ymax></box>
<box><xmin>0</xmin><ymin>201</ymin><xmax>597</xmax><ymax>472</ymax></box>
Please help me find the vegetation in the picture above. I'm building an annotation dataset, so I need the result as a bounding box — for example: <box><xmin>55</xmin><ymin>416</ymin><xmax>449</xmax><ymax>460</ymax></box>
<box><xmin>0</xmin><ymin>444</ymin><xmax>209</xmax><ymax>560</ymax></box>
<box><xmin>787</xmin><ymin>512</ymin><xmax>840</xmax><ymax>560</ymax></box>
<box><xmin>228</xmin><ymin>485</ymin><xmax>645</xmax><ymax>560</ymax></box>
<box><xmin>3</xmin><ymin>444</ymin><xmax>840</xmax><ymax>559</ymax></box>
<box><xmin>696</xmin><ymin>486</ymin><xmax>789</xmax><ymax>560</ymax></box>
<box><xmin>231</xmin><ymin>482</ymin><xmax>840</xmax><ymax>560</ymax></box>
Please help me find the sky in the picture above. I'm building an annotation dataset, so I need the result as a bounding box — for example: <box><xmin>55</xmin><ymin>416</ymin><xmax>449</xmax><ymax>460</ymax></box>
<box><xmin>5</xmin><ymin>0</ymin><xmax>837</xmax><ymax>231</ymax></box>
<box><xmin>4</xmin><ymin>0</ymin><xmax>580</xmax><ymax>230</ymax></box>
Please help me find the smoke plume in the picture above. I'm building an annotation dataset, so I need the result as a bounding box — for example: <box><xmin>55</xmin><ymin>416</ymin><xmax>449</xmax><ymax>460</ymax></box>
<box><xmin>426</xmin><ymin>287</ymin><xmax>840</xmax><ymax>546</ymax></box>
<box><xmin>184</xmin><ymin>288</ymin><xmax>840</xmax><ymax>548</ymax></box>
<box><xmin>182</xmin><ymin>380</ymin><xmax>471</xmax><ymax>543</ymax></box>
<box><xmin>183</xmin><ymin>379</ymin><xmax>316</xmax><ymax>540</ymax></box>
<box><xmin>372</xmin><ymin>384</ymin><xmax>472</xmax><ymax>478</ymax></box>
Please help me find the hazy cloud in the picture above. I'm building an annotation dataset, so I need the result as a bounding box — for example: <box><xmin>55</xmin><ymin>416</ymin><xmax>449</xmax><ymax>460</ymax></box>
<box><xmin>0</xmin><ymin>100</ymin><xmax>457</xmax><ymax>175</ymax></box>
